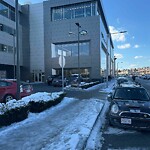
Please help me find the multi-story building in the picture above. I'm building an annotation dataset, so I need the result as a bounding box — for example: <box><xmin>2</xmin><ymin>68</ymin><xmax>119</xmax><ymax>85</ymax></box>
<box><xmin>0</xmin><ymin>0</ymin><xmax>17</xmax><ymax>79</ymax></box>
<box><xmin>0</xmin><ymin>0</ymin><xmax>114</xmax><ymax>82</ymax></box>
<box><xmin>0</xmin><ymin>0</ymin><xmax>30</xmax><ymax>80</ymax></box>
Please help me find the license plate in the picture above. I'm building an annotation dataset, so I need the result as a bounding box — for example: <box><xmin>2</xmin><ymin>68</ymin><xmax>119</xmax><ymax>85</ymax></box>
<box><xmin>121</xmin><ymin>118</ymin><xmax>131</xmax><ymax>124</ymax></box>
<box><xmin>130</xmin><ymin>109</ymin><xmax>140</xmax><ymax>113</ymax></box>
<box><xmin>26</xmin><ymin>89</ymin><xmax>31</xmax><ymax>93</ymax></box>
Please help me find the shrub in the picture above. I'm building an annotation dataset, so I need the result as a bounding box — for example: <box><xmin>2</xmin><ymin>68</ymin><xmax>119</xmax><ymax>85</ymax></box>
<box><xmin>0</xmin><ymin>92</ymin><xmax>66</xmax><ymax>127</ymax></box>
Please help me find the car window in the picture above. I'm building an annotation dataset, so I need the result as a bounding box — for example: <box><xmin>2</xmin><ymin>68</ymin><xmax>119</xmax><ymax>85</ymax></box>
<box><xmin>0</xmin><ymin>81</ymin><xmax>11</xmax><ymax>87</ymax></box>
<box><xmin>114</xmin><ymin>88</ymin><xmax>150</xmax><ymax>101</ymax></box>
<box><xmin>117</xmin><ymin>78</ymin><xmax>128</xmax><ymax>84</ymax></box>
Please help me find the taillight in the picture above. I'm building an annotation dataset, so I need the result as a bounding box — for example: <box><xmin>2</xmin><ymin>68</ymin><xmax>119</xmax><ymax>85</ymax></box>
<box><xmin>20</xmin><ymin>85</ymin><xmax>23</xmax><ymax>92</ymax></box>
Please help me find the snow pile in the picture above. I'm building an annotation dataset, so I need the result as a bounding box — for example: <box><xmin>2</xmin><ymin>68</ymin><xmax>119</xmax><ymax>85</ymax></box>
<box><xmin>0</xmin><ymin>92</ymin><xmax>64</xmax><ymax>115</ymax></box>
<box><xmin>22</xmin><ymin>91</ymin><xmax>64</xmax><ymax>103</ymax></box>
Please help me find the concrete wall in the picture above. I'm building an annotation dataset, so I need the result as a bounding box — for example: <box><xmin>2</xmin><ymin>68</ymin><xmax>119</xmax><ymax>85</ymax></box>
<box><xmin>20</xmin><ymin>5</ymin><xmax>31</xmax><ymax>80</ymax></box>
<box><xmin>29</xmin><ymin>3</ymin><xmax>45</xmax><ymax>73</ymax></box>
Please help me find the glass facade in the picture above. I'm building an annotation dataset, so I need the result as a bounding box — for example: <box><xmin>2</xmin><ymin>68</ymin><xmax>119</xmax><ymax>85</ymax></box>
<box><xmin>0</xmin><ymin>2</ymin><xmax>15</xmax><ymax>21</ymax></box>
<box><xmin>51</xmin><ymin>42</ymin><xmax>90</xmax><ymax>58</ymax></box>
<box><xmin>52</xmin><ymin>1</ymin><xmax>96</xmax><ymax>21</ymax></box>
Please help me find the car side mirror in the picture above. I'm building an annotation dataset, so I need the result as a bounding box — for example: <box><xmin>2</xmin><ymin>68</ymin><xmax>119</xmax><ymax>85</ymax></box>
<box><xmin>107</xmin><ymin>93</ymin><xmax>112</xmax><ymax>101</ymax></box>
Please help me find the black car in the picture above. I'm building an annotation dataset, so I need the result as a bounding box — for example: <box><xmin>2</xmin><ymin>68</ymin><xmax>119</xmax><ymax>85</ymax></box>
<box><xmin>47</xmin><ymin>75</ymin><xmax>59</xmax><ymax>85</ymax></box>
<box><xmin>52</xmin><ymin>76</ymin><xmax>68</xmax><ymax>87</ymax></box>
<box><xmin>108</xmin><ymin>85</ymin><xmax>150</xmax><ymax>130</ymax></box>
<box><xmin>116</xmin><ymin>77</ymin><xmax>129</xmax><ymax>86</ymax></box>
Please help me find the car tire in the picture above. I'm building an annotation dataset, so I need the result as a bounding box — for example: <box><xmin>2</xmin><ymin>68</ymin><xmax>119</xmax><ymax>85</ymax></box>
<box><xmin>108</xmin><ymin>119</ymin><xmax>113</xmax><ymax>126</ymax></box>
<box><xmin>4</xmin><ymin>94</ymin><xmax>14</xmax><ymax>103</ymax></box>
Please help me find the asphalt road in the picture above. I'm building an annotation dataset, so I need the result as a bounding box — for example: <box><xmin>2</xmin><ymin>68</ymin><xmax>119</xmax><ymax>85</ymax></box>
<box><xmin>32</xmin><ymin>82</ymin><xmax>108</xmax><ymax>100</ymax></box>
<box><xmin>136</xmin><ymin>77</ymin><xmax>150</xmax><ymax>95</ymax></box>
<box><xmin>101</xmin><ymin>78</ymin><xmax>150</xmax><ymax>150</ymax></box>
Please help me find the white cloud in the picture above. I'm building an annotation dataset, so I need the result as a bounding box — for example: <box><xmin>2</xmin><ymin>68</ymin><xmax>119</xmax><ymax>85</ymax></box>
<box><xmin>117</xmin><ymin>43</ymin><xmax>131</xmax><ymax>49</ymax></box>
<box><xmin>134</xmin><ymin>56</ymin><xmax>143</xmax><ymax>59</ymax></box>
<box><xmin>114</xmin><ymin>53</ymin><xmax>123</xmax><ymax>59</ymax></box>
<box><xmin>109</xmin><ymin>26</ymin><xmax>126</xmax><ymax>42</ymax></box>
<box><xmin>129</xmin><ymin>64</ymin><xmax>137</xmax><ymax>68</ymax></box>
<box><xmin>134</xmin><ymin>44</ymin><xmax>139</xmax><ymax>48</ymax></box>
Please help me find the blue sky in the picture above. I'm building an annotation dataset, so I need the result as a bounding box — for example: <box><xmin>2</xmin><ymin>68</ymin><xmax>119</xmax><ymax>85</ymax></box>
<box><xmin>102</xmin><ymin>0</ymin><xmax>150</xmax><ymax>69</ymax></box>
<box><xmin>19</xmin><ymin>0</ymin><xmax>150</xmax><ymax>69</ymax></box>
<box><xmin>19</xmin><ymin>0</ymin><xmax>44</xmax><ymax>4</ymax></box>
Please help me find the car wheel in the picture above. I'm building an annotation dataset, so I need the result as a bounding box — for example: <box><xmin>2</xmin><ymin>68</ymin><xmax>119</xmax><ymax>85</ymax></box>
<box><xmin>4</xmin><ymin>94</ymin><xmax>14</xmax><ymax>103</ymax></box>
<box><xmin>108</xmin><ymin>119</ymin><xmax>113</xmax><ymax>126</ymax></box>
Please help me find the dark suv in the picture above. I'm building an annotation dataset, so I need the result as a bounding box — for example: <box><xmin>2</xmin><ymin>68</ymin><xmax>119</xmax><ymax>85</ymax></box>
<box><xmin>47</xmin><ymin>75</ymin><xmax>59</xmax><ymax>85</ymax></box>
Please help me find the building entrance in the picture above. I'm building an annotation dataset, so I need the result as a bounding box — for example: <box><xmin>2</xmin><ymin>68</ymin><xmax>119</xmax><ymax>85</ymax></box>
<box><xmin>32</xmin><ymin>70</ymin><xmax>44</xmax><ymax>82</ymax></box>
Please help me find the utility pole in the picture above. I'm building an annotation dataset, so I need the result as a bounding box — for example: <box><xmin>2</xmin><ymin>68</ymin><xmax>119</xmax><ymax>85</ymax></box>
<box><xmin>15</xmin><ymin>0</ymin><xmax>20</xmax><ymax>100</ymax></box>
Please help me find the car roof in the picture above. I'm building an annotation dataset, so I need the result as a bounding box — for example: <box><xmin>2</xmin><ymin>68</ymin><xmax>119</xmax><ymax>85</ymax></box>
<box><xmin>119</xmin><ymin>82</ymin><xmax>141</xmax><ymax>87</ymax></box>
<box><xmin>0</xmin><ymin>79</ymin><xmax>16</xmax><ymax>82</ymax></box>
<box><xmin>115</xmin><ymin>86</ymin><xmax>144</xmax><ymax>90</ymax></box>
<box><xmin>0</xmin><ymin>79</ymin><xmax>30</xmax><ymax>85</ymax></box>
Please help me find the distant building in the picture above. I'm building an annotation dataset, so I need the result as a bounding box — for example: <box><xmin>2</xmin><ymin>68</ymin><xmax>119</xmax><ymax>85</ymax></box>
<box><xmin>0</xmin><ymin>0</ymin><xmax>114</xmax><ymax>82</ymax></box>
<box><xmin>119</xmin><ymin>67</ymin><xmax>150</xmax><ymax>76</ymax></box>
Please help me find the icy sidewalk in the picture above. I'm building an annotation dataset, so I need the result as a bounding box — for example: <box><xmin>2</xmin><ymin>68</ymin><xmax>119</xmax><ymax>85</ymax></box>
<box><xmin>0</xmin><ymin>80</ymin><xmax>115</xmax><ymax>150</ymax></box>
<box><xmin>0</xmin><ymin>98</ymin><xmax>104</xmax><ymax>150</ymax></box>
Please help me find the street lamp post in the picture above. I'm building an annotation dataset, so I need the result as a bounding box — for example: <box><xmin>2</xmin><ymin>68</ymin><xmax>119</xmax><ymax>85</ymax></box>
<box><xmin>106</xmin><ymin>34</ymin><xmax>110</xmax><ymax>88</ymax></box>
<box><xmin>69</xmin><ymin>23</ymin><xmax>87</xmax><ymax>87</ymax></box>
<box><xmin>75</xmin><ymin>23</ymin><xmax>81</xmax><ymax>85</ymax></box>
<box><xmin>10</xmin><ymin>32</ymin><xmax>16</xmax><ymax>79</ymax></box>
<box><xmin>106</xmin><ymin>31</ymin><xmax>127</xmax><ymax>87</ymax></box>
<box><xmin>13</xmin><ymin>34</ymin><xmax>16</xmax><ymax>79</ymax></box>
<box><xmin>114</xmin><ymin>57</ymin><xmax>117</xmax><ymax>78</ymax></box>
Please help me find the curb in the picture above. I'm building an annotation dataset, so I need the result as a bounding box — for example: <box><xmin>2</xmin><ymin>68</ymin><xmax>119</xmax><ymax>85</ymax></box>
<box><xmin>75</xmin><ymin>101</ymin><xmax>106</xmax><ymax>150</ymax></box>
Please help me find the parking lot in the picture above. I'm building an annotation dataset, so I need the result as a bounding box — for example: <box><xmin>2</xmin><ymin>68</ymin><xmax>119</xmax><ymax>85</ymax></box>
<box><xmin>32</xmin><ymin>82</ymin><xmax>62</xmax><ymax>93</ymax></box>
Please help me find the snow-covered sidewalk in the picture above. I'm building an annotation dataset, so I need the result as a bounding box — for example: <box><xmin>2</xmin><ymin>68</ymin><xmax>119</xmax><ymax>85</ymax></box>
<box><xmin>0</xmin><ymin>97</ymin><xmax>104</xmax><ymax>150</ymax></box>
<box><xmin>0</xmin><ymin>80</ymin><xmax>114</xmax><ymax>150</ymax></box>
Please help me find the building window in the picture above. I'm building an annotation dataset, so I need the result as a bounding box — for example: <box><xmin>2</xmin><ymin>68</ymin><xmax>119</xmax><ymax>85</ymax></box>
<box><xmin>52</xmin><ymin>7</ymin><xmax>63</xmax><ymax>20</ymax></box>
<box><xmin>9</xmin><ymin>8</ymin><xmax>15</xmax><ymax>21</ymax></box>
<box><xmin>0</xmin><ymin>2</ymin><xmax>15</xmax><ymax>21</ymax></box>
<box><xmin>51</xmin><ymin>1</ymin><xmax>97</xmax><ymax>21</ymax></box>
<box><xmin>64</xmin><ymin>6</ymin><xmax>72</xmax><ymax>19</ymax></box>
<box><xmin>74</xmin><ymin>3</ymin><xmax>84</xmax><ymax>18</ymax></box>
<box><xmin>2</xmin><ymin>45</ymin><xmax>8</xmax><ymax>52</ymax></box>
<box><xmin>0</xmin><ymin>24</ymin><xmax>3</xmax><ymax>31</ymax></box>
<box><xmin>85</xmin><ymin>2</ymin><xmax>92</xmax><ymax>17</ymax></box>
<box><xmin>51</xmin><ymin>42</ymin><xmax>90</xmax><ymax>58</ymax></box>
<box><xmin>92</xmin><ymin>2</ymin><xmax>96</xmax><ymax>16</ymax></box>
<box><xmin>0</xmin><ymin>44</ymin><xmax>14</xmax><ymax>53</ymax></box>
<box><xmin>0</xmin><ymin>23</ymin><xmax>15</xmax><ymax>35</ymax></box>
<box><xmin>0</xmin><ymin>3</ymin><xmax>9</xmax><ymax>18</ymax></box>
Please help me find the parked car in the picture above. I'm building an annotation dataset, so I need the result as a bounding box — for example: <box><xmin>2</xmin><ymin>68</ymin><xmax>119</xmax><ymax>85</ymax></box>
<box><xmin>107</xmin><ymin>85</ymin><xmax>150</xmax><ymax>130</ymax></box>
<box><xmin>116</xmin><ymin>77</ymin><xmax>129</xmax><ymax>86</ymax></box>
<box><xmin>52</xmin><ymin>76</ymin><xmax>68</xmax><ymax>87</ymax></box>
<box><xmin>69</xmin><ymin>74</ymin><xmax>83</xmax><ymax>85</ymax></box>
<box><xmin>47</xmin><ymin>75</ymin><xmax>60</xmax><ymax>85</ymax></box>
<box><xmin>0</xmin><ymin>79</ymin><xmax>33</xmax><ymax>103</ymax></box>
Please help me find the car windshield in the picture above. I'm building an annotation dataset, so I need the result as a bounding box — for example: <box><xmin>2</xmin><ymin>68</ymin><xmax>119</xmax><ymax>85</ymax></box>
<box><xmin>117</xmin><ymin>78</ymin><xmax>128</xmax><ymax>84</ymax></box>
<box><xmin>114</xmin><ymin>88</ymin><xmax>150</xmax><ymax>101</ymax></box>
